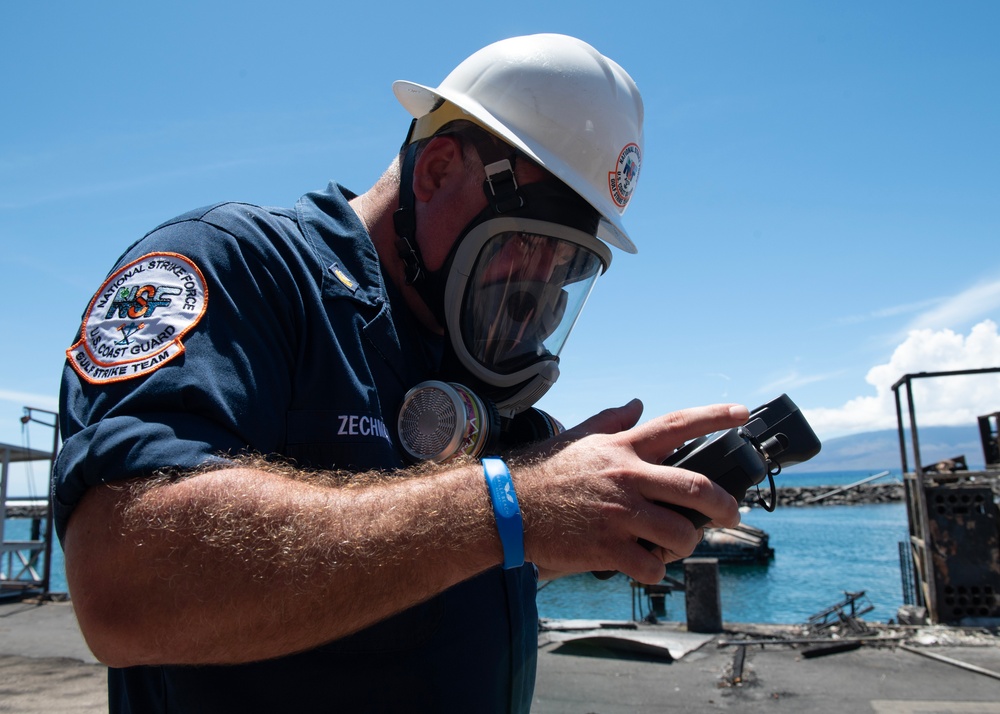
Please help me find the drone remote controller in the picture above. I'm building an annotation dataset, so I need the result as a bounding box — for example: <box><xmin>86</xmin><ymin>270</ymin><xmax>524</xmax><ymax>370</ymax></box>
<box><xmin>593</xmin><ymin>394</ymin><xmax>821</xmax><ymax>579</ymax></box>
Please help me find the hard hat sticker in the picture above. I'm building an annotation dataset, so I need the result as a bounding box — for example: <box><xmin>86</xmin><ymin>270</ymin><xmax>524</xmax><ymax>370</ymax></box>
<box><xmin>67</xmin><ymin>252</ymin><xmax>208</xmax><ymax>385</ymax></box>
<box><xmin>609</xmin><ymin>143</ymin><xmax>641</xmax><ymax>209</ymax></box>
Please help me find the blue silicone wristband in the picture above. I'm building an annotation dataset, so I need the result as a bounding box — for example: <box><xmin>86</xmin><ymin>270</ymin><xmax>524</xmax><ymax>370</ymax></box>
<box><xmin>482</xmin><ymin>457</ymin><xmax>524</xmax><ymax>570</ymax></box>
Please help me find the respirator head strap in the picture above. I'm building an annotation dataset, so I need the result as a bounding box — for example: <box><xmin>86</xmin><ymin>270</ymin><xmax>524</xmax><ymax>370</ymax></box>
<box><xmin>446</xmin><ymin>124</ymin><xmax>525</xmax><ymax>215</ymax></box>
<box><xmin>393</xmin><ymin>137</ymin><xmax>427</xmax><ymax>286</ymax></box>
<box><xmin>483</xmin><ymin>159</ymin><xmax>523</xmax><ymax>214</ymax></box>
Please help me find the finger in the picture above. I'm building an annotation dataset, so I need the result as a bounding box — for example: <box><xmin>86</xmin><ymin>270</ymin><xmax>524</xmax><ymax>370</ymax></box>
<box><xmin>629</xmin><ymin>404</ymin><xmax>750</xmax><ymax>464</ymax></box>
<box><xmin>646</xmin><ymin>544</ymin><xmax>678</xmax><ymax>564</ymax></box>
<box><xmin>641</xmin><ymin>469</ymin><xmax>743</xmax><ymax>530</ymax></box>
<box><xmin>614</xmin><ymin>540</ymin><xmax>668</xmax><ymax>585</ymax></box>
<box><xmin>566</xmin><ymin>398</ymin><xmax>644</xmax><ymax>437</ymax></box>
<box><xmin>705</xmin><ymin>507</ymin><xmax>742</xmax><ymax>529</ymax></box>
<box><xmin>638</xmin><ymin>504</ymin><xmax>705</xmax><ymax>554</ymax></box>
<box><xmin>526</xmin><ymin>399</ymin><xmax>644</xmax><ymax>460</ymax></box>
<box><xmin>617</xmin><ymin>527</ymin><xmax>705</xmax><ymax>583</ymax></box>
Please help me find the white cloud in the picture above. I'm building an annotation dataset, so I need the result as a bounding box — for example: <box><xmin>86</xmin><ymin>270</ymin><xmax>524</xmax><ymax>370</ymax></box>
<box><xmin>906</xmin><ymin>278</ymin><xmax>1000</xmax><ymax>334</ymax></box>
<box><xmin>805</xmin><ymin>319</ymin><xmax>1000</xmax><ymax>439</ymax></box>
<box><xmin>0</xmin><ymin>390</ymin><xmax>58</xmax><ymax>411</ymax></box>
<box><xmin>756</xmin><ymin>369</ymin><xmax>845</xmax><ymax>396</ymax></box>
<box><xmin>704</xmin><ymin>373</ymin><xmax>732</xmax><ymax>381</ymax></box>
<box><xmin>837</xmin><ymin>297</ymin><xmax>942</xmax><ymax>326</ymax></box>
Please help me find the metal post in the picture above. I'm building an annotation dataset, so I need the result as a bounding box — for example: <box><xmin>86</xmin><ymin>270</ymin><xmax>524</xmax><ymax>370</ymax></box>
<box><xmin>41</xmin><ymin>415</ymin><xmax>59</xmax><ymax>597</ymax></box>
<box><xmin>685</xmin><ymin>557</ymin><xmax>723</xmax><ymax>633</ymax></box>
<box><xmin>894</xmin><ymin>383</ymin><xmax>909</xmax><ymax>475</ymax></box>
<box><xmin>904</xmin><ymin>381</ymin><xmax>938</xmax><ymax>621</ymax></box>
<box><xmin>0</xmin><ymin>446</ymin><xmax>10</xmax><ymax>545</ymax></box>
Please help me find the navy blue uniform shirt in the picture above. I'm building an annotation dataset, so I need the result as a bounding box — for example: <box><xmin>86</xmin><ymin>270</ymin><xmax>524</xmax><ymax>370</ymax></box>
<box><xmin>54</xmin><ymin>184</ymin><xmax>537</xmax><ymax>713</ymax></box>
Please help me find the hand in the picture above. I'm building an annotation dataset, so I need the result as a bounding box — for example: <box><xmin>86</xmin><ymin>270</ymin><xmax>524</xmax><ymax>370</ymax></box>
<box><xmin>516</xmin><ymin>399</ymin><xmax>749</xmax><ymax>584</ymax></box>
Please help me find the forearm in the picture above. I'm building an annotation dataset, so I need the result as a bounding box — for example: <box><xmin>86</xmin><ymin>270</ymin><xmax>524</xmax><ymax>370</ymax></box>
<box><xmin>65</xmin><ymin>401</ymin><xmax>749</xmax><ymax>668</ymax></box>
<box><xmin>64</xmin><ymin>462</ymin><xmax>502</xmax><ymax>667</ymax></box>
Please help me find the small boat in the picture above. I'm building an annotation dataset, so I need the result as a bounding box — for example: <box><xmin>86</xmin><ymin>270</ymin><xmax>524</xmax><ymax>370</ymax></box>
<box><xmin>687</xmin><ymin>523</ymin><xmax>774</xmax><ymax>565</ymax></box>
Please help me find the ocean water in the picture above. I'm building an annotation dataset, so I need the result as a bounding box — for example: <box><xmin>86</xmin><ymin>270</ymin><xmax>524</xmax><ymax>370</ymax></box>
<box><xmin>5</xmin><ymin>470</ymin><xmax>909</xmax><ymax>625</ymax></box>
<box><xmin>2</xmin><ymin>518</ymin><xmax>67</xmax><ymax>593</ymax></box>
<box><xmin>537</xmin><ymin>470</ymin><xmax>910</xmax><ymax>625</ymax></box>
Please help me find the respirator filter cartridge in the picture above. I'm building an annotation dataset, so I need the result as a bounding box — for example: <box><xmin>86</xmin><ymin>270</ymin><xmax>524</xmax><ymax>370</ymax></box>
<box><xmin>397</xmin><ymin>380</ymin><xmax>498</xmax><ymax>462</ymax></box>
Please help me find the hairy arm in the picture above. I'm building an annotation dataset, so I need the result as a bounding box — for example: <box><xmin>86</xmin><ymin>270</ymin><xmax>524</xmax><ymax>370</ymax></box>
<box><xmin>64</xmin><ymin>460</ymin><xmax>501</xmax><ymax>668</ymax></box>
<box><xmin>64</xmin><ymin>401</ymin><xmax>747</xmax><ymax>668</ymax></box>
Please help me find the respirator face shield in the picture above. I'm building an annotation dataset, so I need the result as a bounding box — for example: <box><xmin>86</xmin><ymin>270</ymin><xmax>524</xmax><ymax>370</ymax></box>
<box><xmin>444</xmin><ymin>215</ymin><xmax>611</xmax><ymax>408</ymax></box>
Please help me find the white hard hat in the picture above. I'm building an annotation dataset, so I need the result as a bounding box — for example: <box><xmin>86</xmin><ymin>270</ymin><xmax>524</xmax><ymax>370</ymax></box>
<box><xmin>393</xmin><ymin>33</ymin><xmax>644</xmax><ymax>254</ymax></box>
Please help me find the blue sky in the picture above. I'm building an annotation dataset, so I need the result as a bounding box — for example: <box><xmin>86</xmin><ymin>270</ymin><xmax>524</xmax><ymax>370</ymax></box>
<box><xmin>2</xmin><ymin>1</ymin><xmax>999</xmax><ymax>494</ymax></box>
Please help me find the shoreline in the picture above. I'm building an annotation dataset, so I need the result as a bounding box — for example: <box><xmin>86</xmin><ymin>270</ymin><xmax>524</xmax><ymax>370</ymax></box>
<box><xmin>745</xmin><ymin>474</ymin><xmax>1000</xmax><ymax>508</ymax></box>
<box><xmin>748</xmin><ymin>482</ymin><xmax>906</xmax><ymax>507</ymax></box>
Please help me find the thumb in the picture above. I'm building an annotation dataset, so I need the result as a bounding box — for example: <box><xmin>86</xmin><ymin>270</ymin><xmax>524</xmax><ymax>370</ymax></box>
<box><xmin>569</xmin><ymin>398</ymin><xmax>644</xmax><ymax>437</ymax></box>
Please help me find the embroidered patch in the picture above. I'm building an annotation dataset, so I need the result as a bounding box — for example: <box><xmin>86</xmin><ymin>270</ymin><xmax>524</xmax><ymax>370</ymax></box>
<box><xmin>67</xmin><ymin>252</ymin><xmax>208</xmax><ymax>384</ymax></box>
<box><xmin>608</xmin><ymin>142</ymin><xmax>641</xmax><ymax>208</ymax></box>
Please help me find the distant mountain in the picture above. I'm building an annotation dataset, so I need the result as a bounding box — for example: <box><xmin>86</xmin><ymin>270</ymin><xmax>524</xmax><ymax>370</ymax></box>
<box><xmin>791</xmin><ymin>425</ymin><xmax>988</xmax><ymax>473</ymax></box>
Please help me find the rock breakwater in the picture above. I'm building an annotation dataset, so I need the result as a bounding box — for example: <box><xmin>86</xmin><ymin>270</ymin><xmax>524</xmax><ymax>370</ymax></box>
<box><xmin>744</xmin><ymin>482</ymin><xmax>906</xmax><ymax>508</ymax></box>
<box><xmin>744</xmin><ymin>474</ymin><xmax>1000</xmax><ymax>508</ymax></box>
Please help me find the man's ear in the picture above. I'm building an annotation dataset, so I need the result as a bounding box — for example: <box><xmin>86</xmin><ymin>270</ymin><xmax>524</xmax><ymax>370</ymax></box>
<box><xmin>411</xmin><ymin>135</ymin><xmax>468</xmax><ymax>203</ymax></box>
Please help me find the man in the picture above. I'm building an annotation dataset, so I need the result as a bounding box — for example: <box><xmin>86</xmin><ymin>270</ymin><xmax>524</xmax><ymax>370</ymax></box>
<box><xmin>55</xmin><ymin>34</ymin><xmax>745</xmax><ymax>712</ymax></box>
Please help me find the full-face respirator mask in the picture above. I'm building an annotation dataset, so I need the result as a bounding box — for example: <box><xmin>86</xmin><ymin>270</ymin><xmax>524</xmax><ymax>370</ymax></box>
<box><xmin>389</xmin><ymin>34</ymin><xmax>645</xmax><ymax>463</ymax></box>
<box><xmin>394</xmin><ymin>128</ymin><xmax>612</xmax><ymax>462</ymax></box>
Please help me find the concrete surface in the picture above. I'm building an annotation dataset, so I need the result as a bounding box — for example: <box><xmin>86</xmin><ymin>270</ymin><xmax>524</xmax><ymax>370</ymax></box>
<box><xmin>2</xmin><ymin>600</ymin><xmax>999</xmax><ymax>712</ymax></box>
<box><xmin>534</xmin><ymin>621</ymin><xmax>1000</xmax><ymax>713</ymax></box>
<box><xmin>0</xmin><ymin>599</ymin><xmax>106</xmax><ymax>713</ymax></box>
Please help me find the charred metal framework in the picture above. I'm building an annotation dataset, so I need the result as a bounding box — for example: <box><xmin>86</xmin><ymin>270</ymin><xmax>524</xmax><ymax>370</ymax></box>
<box><xmin>892</xmin><ymin>368</ymin><xmax>1000</xmax><ymax>625</ymax></box>
<box><xmin>806</xmin><ymin>590</ymin><xmax>874</xmax><ymax>634</ymax></box>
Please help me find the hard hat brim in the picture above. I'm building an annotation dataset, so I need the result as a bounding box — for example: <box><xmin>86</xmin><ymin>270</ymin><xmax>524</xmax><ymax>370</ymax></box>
<box><xmin>393</xmin><ymin>79</ymin><xmax>638</xmax><ymax>255</ymax></box>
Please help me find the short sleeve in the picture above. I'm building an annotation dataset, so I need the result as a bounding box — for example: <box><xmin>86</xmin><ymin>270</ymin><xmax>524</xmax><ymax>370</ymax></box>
<box><xmin>53</xmin><ymin>206</ymin><xmax>310</xmax><ymax>540</ymax></box>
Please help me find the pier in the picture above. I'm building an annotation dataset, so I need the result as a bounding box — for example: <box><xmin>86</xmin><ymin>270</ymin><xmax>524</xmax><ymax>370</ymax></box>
<box><xmin>3</xmin><ymin>599</ymin><xmax>999</xmax><ymax>713</ymax></box>
<box><xmin>1</xmin><ymin>421</ymin><xmax>58</xmax><ymax>603</ymax></box>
